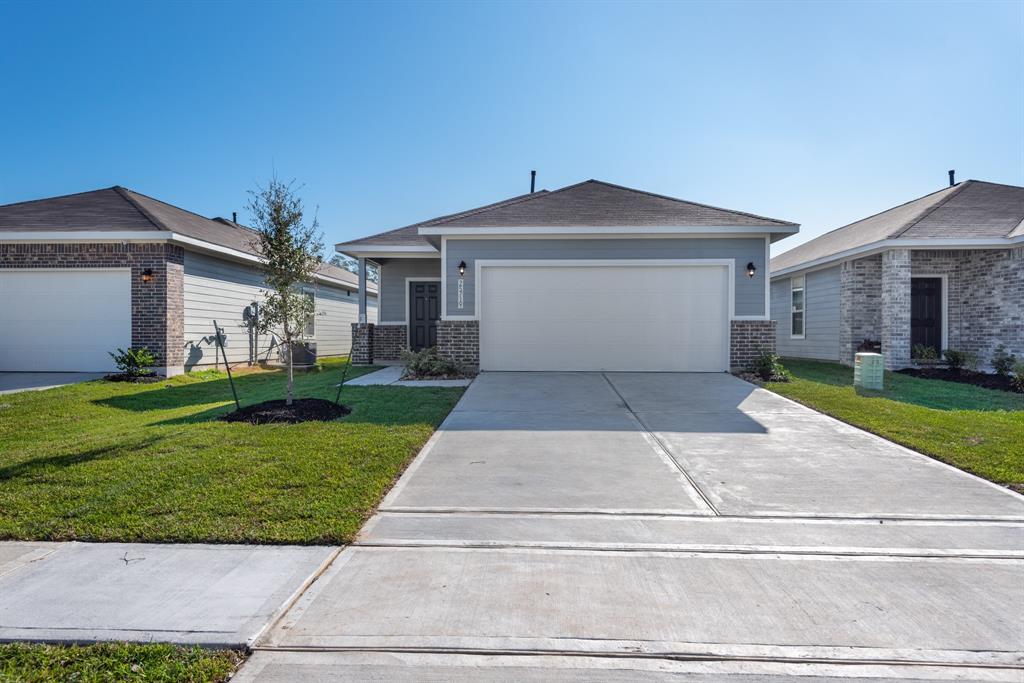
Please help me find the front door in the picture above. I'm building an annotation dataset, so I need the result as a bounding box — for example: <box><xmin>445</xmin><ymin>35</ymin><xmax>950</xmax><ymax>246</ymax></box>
<box><xmin>910</xmin><ymin>277</ymin><xmax>943</xmax><ymax>356</ymax></box>
<box><xmin>409</xmin><ymin>281</ymin><xmax>440</xmax><ymax>351</ymax></box>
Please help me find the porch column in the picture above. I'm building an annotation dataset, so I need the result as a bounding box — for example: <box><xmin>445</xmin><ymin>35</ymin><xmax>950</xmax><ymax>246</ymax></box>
<box><xmin>881</xmin><ymin>249</ymin><xmax>911</xmax><ymax>370</ymax></box>
<box><xmin>358</xmin><ymin>257</ymin><xmax>368</xmax><ymax>323</ymax></box>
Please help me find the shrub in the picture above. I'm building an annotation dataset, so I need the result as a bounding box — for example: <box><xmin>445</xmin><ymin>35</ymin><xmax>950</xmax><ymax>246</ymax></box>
<box><xmin>750</xmin><ymin>350</ymin><xmax>791</xmax><ymax>382</ymax></box>
<box><xmin>942</xmin><ymin>349</ymin><xmax>978</xmax><ymax>373</ymax></box>
<box><xmin>400</xmin><ymin>346</ymin><xmax>462</xmax><ymax>379</ymax></box>
<box><xmin>108</xmin><ymin>347</ymin><xmax>156</xmax><ymax>377</ymax></box>
<box><xmin>990</xmin><ymin>344</ymin><xmax>1017</xmax><ymax>377</ymax></box>
<box><xmin>1011</xmin><ymin>360</ymin><xmax>1024</xmax><ymax>393</ymax></box>
<box><xmin>911</xmin><ymin>344</ymin><xmax>939</xmax><ymax>361</ymax></box>
<box><xmin>856</xmin><ymin>339</ymin><xmax>881</xmax><ymax>353</ymax></box>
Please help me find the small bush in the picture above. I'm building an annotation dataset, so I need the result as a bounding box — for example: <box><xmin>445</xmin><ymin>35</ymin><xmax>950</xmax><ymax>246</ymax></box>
<box><xmin>991</xmin><ymin>344</ymin><xmax>1018</xmax><ymax>377</ymax></box>
<box><xmin>750</xmin><ymin>350</ymin><xmax>791</xmax><ymax>382</ymax></box>
<box><xmin>1011</xmin><ymin>360</ymin><xmax>1024</xmax><ymax>393</ymax></box>
<box><xmin>856</xmin><ymin>339</ymin><xmax>881</xmax><ymax>353</ymax></box>
<box><xmin>942</xmin><ymin>349</ymin><xmax>978</xmax><ymax>373</ymax></box>
<box><xmin>108</xmin><ymin>347</ymin><xmax>156</xmax><ymax>377</ymax></box>
<box><xmin>400</xmin><ymin>346</ymin><xmax>462</xmax><ymax>379</ymax></box>
<box><xmin>911</xmin><ymin>344</ymin><xmax>939</xmax><ymax>361</ymax></box>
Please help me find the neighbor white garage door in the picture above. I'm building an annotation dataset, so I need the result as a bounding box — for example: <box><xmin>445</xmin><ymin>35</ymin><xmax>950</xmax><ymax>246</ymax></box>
<box><xmin>0</xmin><ymin>269</ymin><xmax>131</xmax><ymax>372</ymax></box>
<box><xmin>479</xmin><ymin>263</ymin><xmax>730</xmax><ymax>372</ymax></box>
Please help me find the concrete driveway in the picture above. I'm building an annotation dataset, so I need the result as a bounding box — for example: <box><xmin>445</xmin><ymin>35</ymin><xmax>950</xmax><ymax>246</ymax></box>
<box><xmin>0</xmin><ymin>372</ymin><xmax>105</xmax><ymax>395</ymax></box>
<box><xmin>244</xmin><ymin>372</ymin><xmax>1024</xmax><ymax>681</ymax></box>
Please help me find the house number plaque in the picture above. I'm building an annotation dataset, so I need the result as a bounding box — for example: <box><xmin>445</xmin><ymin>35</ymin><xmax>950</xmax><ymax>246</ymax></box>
<box><xmin>457</xmin><ymin>278</ymin><xmax>464</xmax><ymax>309</ymax></box>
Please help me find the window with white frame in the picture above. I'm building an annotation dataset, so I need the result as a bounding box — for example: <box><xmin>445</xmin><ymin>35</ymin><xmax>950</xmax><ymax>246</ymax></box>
<box><xmin>302</xmin><ymin>291</ymin><xmax>316</xmax><ymax>338</ymax></box>
<box><xmin>790</xmin><ymin>275</ymin><xmax>805</xmax><ymax>338</ymax></box>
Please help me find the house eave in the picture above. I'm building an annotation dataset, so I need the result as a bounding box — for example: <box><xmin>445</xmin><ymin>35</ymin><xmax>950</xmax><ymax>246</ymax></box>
<box><xmin>770</xmin><ymin>235</ymin><xmax>1024</xmax><ymax>280</ymax></box>
<box><xmin>0</xmin><ymin>229</ymin><xmax>375</xmax><ymax>293</ymax></box>
<box><xmin>417</xmin><ymin>225</ymin><xmax>799</xmax><ymax>238</ymax></box>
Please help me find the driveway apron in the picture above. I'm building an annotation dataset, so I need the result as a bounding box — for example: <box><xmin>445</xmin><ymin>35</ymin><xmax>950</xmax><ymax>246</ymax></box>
<box><xmin>245</xmin><ymin>372</ymin><xmax>1024</xmax><ymax>682</ymax></box>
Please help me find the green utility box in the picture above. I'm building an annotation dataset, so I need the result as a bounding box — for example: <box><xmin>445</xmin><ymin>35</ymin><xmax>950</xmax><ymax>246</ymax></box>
<box><xmin>854</xmin><ymin>352</ymin><xmax>884</xmax><ymax>390</ymax></box>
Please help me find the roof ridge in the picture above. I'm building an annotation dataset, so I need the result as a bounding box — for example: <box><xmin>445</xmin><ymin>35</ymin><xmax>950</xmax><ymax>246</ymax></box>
<box><xmin>112</xmin><ymin>186</ymin><xmax>166</xmax><ymax>230</ymax></box>
<box><xmin>580</xmin><ymin>179</ymin><xmax>799</xmax><ymax>226</ymax></box>
<box><xmin>888</xmin><ymin>181</ymin><xmax>971</xmax><ymax>239</ymax></box>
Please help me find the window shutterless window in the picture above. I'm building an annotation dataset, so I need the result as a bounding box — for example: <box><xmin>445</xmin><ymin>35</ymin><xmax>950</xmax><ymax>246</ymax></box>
<box><xmin>303</xmin><ymin>291</ymin><xmax>315</xmax><ymax>338</ymax></box>
<box><xmin>790</xmin><ymin>275</ymin><xmax>805</xmax><ymax>338</ymax></box>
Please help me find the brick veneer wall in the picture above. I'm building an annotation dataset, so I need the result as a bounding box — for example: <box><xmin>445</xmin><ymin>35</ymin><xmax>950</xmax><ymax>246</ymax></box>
<box><xmin>437</xmin><ymin>319</ymin><xmax>479</xmax><ymax>371</ymax></box>
<box><xmin>0</xmin><ymin>242</ymin><xmax>185</xmax><ymax>374</ymax></box>
<box><xmin>730</xmin><ymin>319</ymin><xmax>776</xmax><ymax>370</ymax></box>
<box><xmin>838</xmin><ymin>254</ymin><xmax>882</xmax><ymax>365</ymax></box>
<box><xmin>880</xmin><ymin>249</ymin><xmax>912</xmax><ymax>370</ymax></box>
<box><xmin>957</xmin><ymin>247</ymin><xmax>1024</xmax><ymax>363</ymax></box>
<box><xmin>350</xmin><ymin>323</ymin><xmax>374</xmax><ymax>365</ymax></box>
<box><xmin>372</xmin><ymin>324</ymin><xmax>407</xmax><ymax>362</ymax></box>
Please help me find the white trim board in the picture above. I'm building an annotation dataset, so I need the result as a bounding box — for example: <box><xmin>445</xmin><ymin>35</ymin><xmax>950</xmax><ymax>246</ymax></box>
<box><xmin>419</xmin><ymin>225</ymin><xmax>798</xmax><ymax>237</ymax></box>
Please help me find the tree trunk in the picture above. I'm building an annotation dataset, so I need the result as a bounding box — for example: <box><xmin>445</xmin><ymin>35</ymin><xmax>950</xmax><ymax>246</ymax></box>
<box><xmin>286</xmin><ymin>339</ymin><xmax>294</xmax><ymax>406</ymax></box>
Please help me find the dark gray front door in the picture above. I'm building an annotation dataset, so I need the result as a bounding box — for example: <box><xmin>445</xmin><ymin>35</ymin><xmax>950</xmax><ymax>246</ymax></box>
<box><xmin>911</xmin><ymin>277</ymin><xmax>942</xmax><ymax>355</ymax></box>
<box><xmin>409</xmin><ymin>281</ymin><xmax>440</xmax><ymax>351</ymax></box>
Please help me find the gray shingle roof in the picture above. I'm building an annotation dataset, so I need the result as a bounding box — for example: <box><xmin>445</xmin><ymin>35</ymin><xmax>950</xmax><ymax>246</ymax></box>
<box><xmin>771</xmin><ymin>180</ymin><xmax>1024</xmax><ymax>274</ymax></box>
<box><xmin>339</xmin><ymin>179</ymin><xmax>796</xmax><ymax>249</ymax></box>
<box><xmin>0</xmin><ymin>186</ymin><xmax>362</xmax><ymax>288</ymax></box>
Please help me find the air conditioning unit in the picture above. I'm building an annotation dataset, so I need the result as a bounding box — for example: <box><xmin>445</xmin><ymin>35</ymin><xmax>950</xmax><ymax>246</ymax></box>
<box><xmin>854</xmin><ymin>352</ymin><xmax>884</xmax><ymax>390</ymax></box>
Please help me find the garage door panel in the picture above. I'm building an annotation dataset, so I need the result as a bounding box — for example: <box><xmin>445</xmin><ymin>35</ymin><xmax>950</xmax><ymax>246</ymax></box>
<box><xmin>480</xmin><ymin>264</ymin><xmax>729</xmax><ymax>372</ymax></box>
<box><xmin>0</xmin><ymin>270</ymin><xmax>131</xmax><ymax>372</ymax></box>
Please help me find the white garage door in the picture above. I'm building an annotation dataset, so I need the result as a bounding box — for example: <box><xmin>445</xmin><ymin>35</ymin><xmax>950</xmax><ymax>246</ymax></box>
<box><xmin>0</xmin><ymin>269</ymin><xmax>131</xmax><ymax>372</ymax></box>
<box><xmin>479</xmin><ymin>263</ymin><xmax>730</xmax><ymax>372</ymax></box>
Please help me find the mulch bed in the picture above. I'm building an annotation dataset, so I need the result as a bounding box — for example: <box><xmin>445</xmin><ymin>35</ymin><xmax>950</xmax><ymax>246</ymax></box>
<box><xmin>897</xmin><ymin>367</ymin><xmax>1021</xmax><ymax>394</ymax></box>
<box><xmin>220</xmin><ymin>398</ymin><xmax>351</xmax><ymax>425</ymax></box>
<box><xmin>103</xmin><ymin>373</ymin><xmax>162</xmax><ymax>384</ymax></box>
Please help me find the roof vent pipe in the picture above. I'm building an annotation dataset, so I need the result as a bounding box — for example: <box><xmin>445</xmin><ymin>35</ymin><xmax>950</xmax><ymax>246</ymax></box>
<box><xmin>948</xmin><ymin>170</ymin><xmax>955</xmax><ymax>187</ymax></box>
<box><xmin>232</xmin><ymin>211</ymin><xmax>237</xmax><ymax>223</ymax></box>
<box><xmin>530</xmin><ymin>170</ymin><xmax>536</xmax><ymax>193</ymax></box>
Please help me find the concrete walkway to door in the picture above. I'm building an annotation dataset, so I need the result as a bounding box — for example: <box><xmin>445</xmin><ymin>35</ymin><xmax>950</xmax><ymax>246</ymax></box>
<box><xmin>242</xmin><ymin>372</ymin><xmax>1024</xmax><ymax>682</ymax></box>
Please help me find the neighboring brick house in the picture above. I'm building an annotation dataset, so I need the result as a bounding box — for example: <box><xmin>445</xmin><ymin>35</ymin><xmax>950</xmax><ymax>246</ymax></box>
<box><xmin>0</xmin><ymin>187</ymin><xmax>377</xmax><ymax>375</ymax></box>
<box><xmin>769</xmin><ymin>179</ymin><xmax>1024</xmax><ymax>370</ymax></box>
<box><xmin>338</xmin><ymin>179</ymin><xmax>799</xmax><ymax>372</ymax></box>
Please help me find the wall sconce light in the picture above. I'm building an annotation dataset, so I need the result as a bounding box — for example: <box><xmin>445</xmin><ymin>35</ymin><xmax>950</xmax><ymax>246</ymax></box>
<box><xmin>746</xmin><ymin>262</ymin><xmax>757</xmax><ymax>278</ymax></box>
<box><xmin>141</xmin><ymin>268</ymin><xmax>154</xmax><ymax>283</ymax></box>
<box><xmin>458</xmin><ymin>260</ymin><xmax>467</xmax><ymax>277</ymax></box>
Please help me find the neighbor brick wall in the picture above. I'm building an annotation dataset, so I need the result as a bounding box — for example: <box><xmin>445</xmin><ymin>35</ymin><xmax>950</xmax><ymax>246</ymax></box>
<box><xmin>350</xmin><ymin>323</ymin><xmax>374</xmax><ymax>365</ymax></box>
<box><xmin>372</xmin><ymin>324</ymin><xmax>407</xmax><ymax>362</ymax></box>
<box><xmin>838</xmin><ymin>254</ymin><xmax>882</xmax><ymax>365</ymax></box>
<box><xmin>730</xmin><ymin>319</ymin><xmax>776</xmax><ymax>370</ymax></box>
<box><xmin>880</xmin><ymin>249</ymin><xmax>912</xmax><ymax>370</ymax></box>
<box><xmin>437</xmin><ymin>319</ymin><xmax>479</xmax><ymax>371</ymax></box>
<box><xmin>0</xmin><ymin>242</ymin><xmax>185</xmax><ymax>373</ymax></box>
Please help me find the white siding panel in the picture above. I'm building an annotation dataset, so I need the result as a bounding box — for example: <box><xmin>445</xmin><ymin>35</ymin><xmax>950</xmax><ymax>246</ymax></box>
<box><xmin>183</xmin><ymin>251</ymin><xmax>375</xmax><ymax>369</ymax></box>
<box><xmin>771</xmin><ymin>266</ymin><xmax>841</xmax><ymax>361</ymax></box>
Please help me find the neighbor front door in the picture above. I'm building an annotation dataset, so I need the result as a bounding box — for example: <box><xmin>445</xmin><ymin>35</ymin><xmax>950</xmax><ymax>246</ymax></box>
<box><xmin>409</xmin><ymin>281</ymin><xmax>440</xmax><ymax>351</ymax></box>
<box><xmin>910</xmin><ymin>277</ymin><xmax>943</xmax><ymax>356</ymax></box>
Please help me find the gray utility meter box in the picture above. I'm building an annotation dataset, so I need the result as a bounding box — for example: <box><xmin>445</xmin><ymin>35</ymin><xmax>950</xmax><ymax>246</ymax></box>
<box><xmin>854</xmin><ymin>352</ymin><xmax>884</xmax><ymax>390</ymax></box>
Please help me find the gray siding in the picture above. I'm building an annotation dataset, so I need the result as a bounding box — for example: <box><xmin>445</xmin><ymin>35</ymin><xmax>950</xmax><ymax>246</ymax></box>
<box><xmin>182</xmin><ymin>251</ymin><xmax>376</xmax><ymax>369</ymax></box>
<box><xmin>771</xmin><ymin>265</ymin><xmax>841</xmax><ymax>361</ymax></box>
<box><xmin>378</xmin><ymin>258</ymin><xmax>441</xmax><ymax>322</ymax></box>
<box><xmin>445</xmin><ymin>238</ymin><xmax>767</xmax><ymax>317</ymax></box>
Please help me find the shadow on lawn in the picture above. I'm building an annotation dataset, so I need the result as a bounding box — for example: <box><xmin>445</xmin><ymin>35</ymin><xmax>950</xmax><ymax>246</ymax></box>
<box><xmin>93</xmin><ymin>374</ymin><xmax>459</xmax><ymax>427</ymax></box>
<box><xmin>0</xmin><ymin>435</ymin><xmax>169</xmax><ymax>482</ymax></box>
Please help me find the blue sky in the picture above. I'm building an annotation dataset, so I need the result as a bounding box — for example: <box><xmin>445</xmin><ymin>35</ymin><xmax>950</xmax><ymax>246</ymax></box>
<box><xmin>1</xmin><ymin>0</ymin><xmax>1021</xmax><ymax>257</ymax></box>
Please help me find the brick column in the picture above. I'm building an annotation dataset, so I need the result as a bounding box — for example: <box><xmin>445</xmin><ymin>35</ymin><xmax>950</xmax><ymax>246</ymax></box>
<box><xmin>838</xmin><ymin>255</ymin><xmax>882</xmax><ymax>366</ymax></box>
<box><xmin>730</xmin><ymin>319</ymin><xmax>776</xmax><ymax>370</ymax></box>
<box><xmin>881</xmin><ymin>249</ymin><xmax>911</xmax><ymax>370</ymax></box>
<box><xmin>437</xmin><ymin>320</ymin><xmax>479</xmax><ymax>372</ymax></box>
<box><xmin>351</xmin><ymin>323</ymin><xmax>374</xmax><ymax>365</ymax></box>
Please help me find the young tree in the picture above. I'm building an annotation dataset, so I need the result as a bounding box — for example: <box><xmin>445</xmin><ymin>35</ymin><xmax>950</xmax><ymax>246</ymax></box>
<box><xmin>247</xmin><ymin>177</ymin><xmax>324</xmax><ymax>406</ymax></box>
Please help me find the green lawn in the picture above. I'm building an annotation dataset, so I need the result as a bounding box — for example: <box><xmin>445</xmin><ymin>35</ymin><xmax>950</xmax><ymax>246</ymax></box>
<box><xmin>0</xmin><ymin>359</ymin><xmax>463</xmax><ymax>544</ymax></box>
<box><xmin>765</xmin><ymin>359</ymin><xmax>1024</xmax><ymax>492</ymax></box>
<box><xmin>0</xmin><ymin>643</ymin><xmax>242</xmax><ymax>683</ymax></box>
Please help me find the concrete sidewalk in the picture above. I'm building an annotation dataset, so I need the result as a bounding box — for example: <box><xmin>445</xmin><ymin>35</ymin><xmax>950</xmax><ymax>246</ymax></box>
<box><xmin>345</xmin><ymin>366</ymin><xmax>473</xmax><ymax>387</ymax></box>
<box><xmin>0</xmin><ymin>541</ymin><xmax>336</xmax><ymax>647</ymax></box>
<box><xmin>244</xmin><ymin>371</ymin><xmax>1024</xmax><ymax>681</ymax></box>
